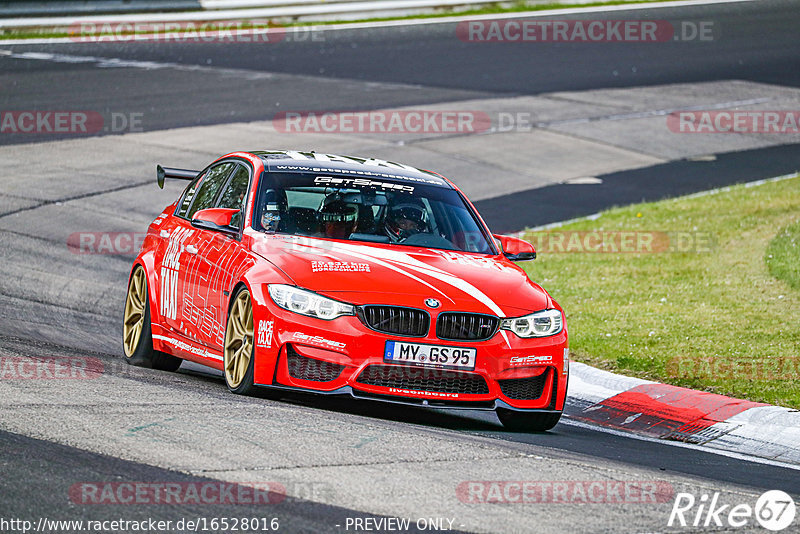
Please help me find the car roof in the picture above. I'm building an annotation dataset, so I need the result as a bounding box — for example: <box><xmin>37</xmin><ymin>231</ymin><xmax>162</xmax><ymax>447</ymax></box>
<box><xmin>249</xmin><ymin>150</ymin><xmax>453</xmax><ymax>189</ymax></box>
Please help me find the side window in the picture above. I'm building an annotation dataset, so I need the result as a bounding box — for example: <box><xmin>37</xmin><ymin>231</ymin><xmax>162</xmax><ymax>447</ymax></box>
<box><xmin>176</xmin><ymin>173</ymin><xmax>203</xmax><ymax>218</ymax></box>
<box><xmin>216</xmin><ymin>165</ymin><xmax>251</xmax><ymax>229</ymax></box>
<box><xmin>185</xmin><ymin>162</ymin><xmax>234</xmax><ymax>220</ymax></box>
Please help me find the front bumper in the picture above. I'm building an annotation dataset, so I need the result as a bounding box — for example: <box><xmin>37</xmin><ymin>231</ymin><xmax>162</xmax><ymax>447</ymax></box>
<box><xmin>251</xmin><ymin>292</ymin><xmax>568</xmax><ymax>412</ymax></box>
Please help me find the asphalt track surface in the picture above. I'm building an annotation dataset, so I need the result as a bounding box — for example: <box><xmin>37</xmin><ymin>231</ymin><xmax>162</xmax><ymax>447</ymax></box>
<box><xmin>2</xmin><ymin>0</ymin><xmax>800</xmax><ymax>142</ymax></box>
<box><xmin>2</xmin><ymin>1</ymin><xmax>800</xmax><ymax>532</ymax></box>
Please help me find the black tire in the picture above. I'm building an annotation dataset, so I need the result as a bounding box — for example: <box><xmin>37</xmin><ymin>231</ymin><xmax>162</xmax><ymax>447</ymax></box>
<box><xmin>123</xmin><ymin>266</ymin><xmax>182</xmax><ymax>372</ymax></box>
<box><xmin>497</xmin><ymin>409</ymin><xmax>562</xmax><ymax>432</ymax></box>
<box><xmin>223</xmin><ymin>286</ymin><xmax>257</xmax><ymax>396</ymax></box>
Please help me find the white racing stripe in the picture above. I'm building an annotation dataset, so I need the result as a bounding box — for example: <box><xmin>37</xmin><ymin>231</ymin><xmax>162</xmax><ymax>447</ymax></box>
<box><xmin>284</xmin><ymin>239</ymin><xmax>516</xmax><ymax>347</ymax></box>
<box><xmin>286</xmin><ymin>240</ymin><xmax>452</xmax><ymax>303</ymax></box>
<box><xmin>296</xmin><ymin>239</ymin><xmax>507</xmax><ymax>317</ymax></box>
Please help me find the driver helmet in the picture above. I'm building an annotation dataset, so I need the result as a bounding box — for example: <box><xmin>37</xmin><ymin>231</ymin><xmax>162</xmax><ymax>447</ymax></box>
<box><xmin>320</xmin><ymin>194</ymin><xmax>359</xmax><ymax>239</ymax></box>
<box><xmin>385</xmin><ymin>199</ymin><xmax>428</xmax><ymax>241</ymax></box>
<box><xmin>260</xmin><ymin>189</ymin><xmax>287</xmax><ymax>232</ymax></box>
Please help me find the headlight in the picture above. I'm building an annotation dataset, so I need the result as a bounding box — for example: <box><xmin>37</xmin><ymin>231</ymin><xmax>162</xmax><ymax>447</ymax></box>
<box><xmin>268</xmin><ymin>284</ymin><xmax>355</xmax><ymax>320</ymax></box>
<box><xmin>501</xmin><ymin>309</ymin><xmax>563</xmax><ymax>338</ymax></box>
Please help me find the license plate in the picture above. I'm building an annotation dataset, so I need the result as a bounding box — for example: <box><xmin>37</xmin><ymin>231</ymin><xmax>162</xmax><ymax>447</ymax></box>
<box><xmin>384</xmin><ymin>341</ymin><xmax>476</xmax><ymax>370</ymax></box>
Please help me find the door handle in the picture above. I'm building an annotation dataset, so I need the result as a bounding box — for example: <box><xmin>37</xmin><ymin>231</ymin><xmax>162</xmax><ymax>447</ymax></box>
<box><xmin>185</xmin><ymin>244</ymin><xmax>198</xmax><ymax>255</ymax></box>
<box><xmin>160</xmin><ymin>230</ymin><xmax>170</xmax><ymax>238</ymax></box>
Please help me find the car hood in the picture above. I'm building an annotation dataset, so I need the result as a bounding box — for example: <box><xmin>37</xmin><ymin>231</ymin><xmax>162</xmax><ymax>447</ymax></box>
<box><xmin>250</xmin><ymin>234</ymin><xmax>551</xmax><ymax>317</ymax></box>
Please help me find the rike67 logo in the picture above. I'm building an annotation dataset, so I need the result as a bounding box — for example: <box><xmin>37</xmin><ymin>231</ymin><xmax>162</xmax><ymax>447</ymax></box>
<box><xmin>669</xmin><ymin>490</ymin><xmax>796</xmax><ymax>531</ymax></box>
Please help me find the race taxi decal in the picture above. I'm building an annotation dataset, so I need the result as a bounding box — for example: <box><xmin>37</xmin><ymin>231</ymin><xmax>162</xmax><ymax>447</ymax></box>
<box><xmin>509</xmin><ymin>355</ymin><xmax>553</xmax><ymax>366</ymax></box>
<box><xmin>311</xmin><ymin>261</ymin><xmax>370</xmax><ymax>273</ymax></box>
<box><xmin>160</xmin><ymin>227</ymin><xmax>194</xmax><ymax>321</ymax></box>
<box><xmin>292</xmin><ymin>332</ymin><xmax>346</xmax><ymax>350</ymax></box>
<box><xmin>256</xmin><ymin>320</ymin><xmax>274</xmax><ymax>349</ymax></box>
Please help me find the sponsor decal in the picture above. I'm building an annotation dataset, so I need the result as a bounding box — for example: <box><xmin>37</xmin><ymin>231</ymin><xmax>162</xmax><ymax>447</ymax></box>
<box><xmin>388</xmin><ymin>387</ymin><xmax>459</xmax><ymax>398</ymax></box>
<box><xmin>292</xmin><ymin>332</ymin><xmax>346</xmax><ymax>350</ymax></box>
<box><xmin>436</xmin><ymin>250</ymin><xmax>518</xmax><ymax>272</ymax></box>
<box><xmin>668</xmin><ymin>111</ymin><xmax>800</xmax><ymax>134</ymax></box>
<box><xmin>311</xmin><ymin>261</ymin><xmax>370</xmax><ymax>273</ymax></box>
<box><xmin>669</xmin><ymin>490</ymin><xmax>796</xmax><ymax>531</ymax></box>
<box><xmin>159</xmin><ymin>228</ymin><xmax>194</xmax><ymax>321</ymax></box>
<box><xmin>152</xmin><ymin>335</ymin><xmax>220</xmax><ymax>361</ymax></box>
<box><xmin>256</xmin><ymin>320</ymin><xmax>274</xmax><ymax>349</ymax></box>
<box><xmin>509</xmin><ymin>355</ymin><xmax>553</xmax><ymax>366</ymax></box>
<box><xmin>313</xmin><ymin>176</ymin><xmax>414</xmax><ymax>192</ymax></box>
<box><xmin>271</xmin><ymin>152</ymin><xmax>443</xmax><ymax>185</ymax></box>
<box><xmin>457</xmin><ymin>480</ymin><xmax>674</xmax><ymax>504</ymax></box>
<box><xmin>69</xmin><ymin>481</ymin><xmax>285</xmax><ymax>505</ymax></box>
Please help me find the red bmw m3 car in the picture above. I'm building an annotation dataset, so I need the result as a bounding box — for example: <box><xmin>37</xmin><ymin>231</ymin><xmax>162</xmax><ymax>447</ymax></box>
<box><xmin>123</xmin><ymin>150</ymin><xmax>569</xmax><ymax>431</ymax></box>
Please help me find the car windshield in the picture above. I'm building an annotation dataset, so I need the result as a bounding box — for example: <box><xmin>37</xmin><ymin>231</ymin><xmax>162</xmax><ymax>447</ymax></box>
<box><xmin>254</xmin><ymin>172</ymin><xmax>496</xmax><ymax>254</ymax></box>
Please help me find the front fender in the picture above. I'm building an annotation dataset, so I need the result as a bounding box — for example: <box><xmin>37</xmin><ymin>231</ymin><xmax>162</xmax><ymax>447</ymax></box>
<box><xmin>131</xmin><ymin>239</ymin><xmax>162</xmax><ymax>326</ymax></box>
<box><xmin>233</xmin><ymin>257</ymin><xmax>293</xmax><ymax>386</ymax></box>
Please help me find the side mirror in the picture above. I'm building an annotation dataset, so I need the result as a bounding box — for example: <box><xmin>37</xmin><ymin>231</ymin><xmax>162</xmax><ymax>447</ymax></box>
<box><xmin>494</xmin><ymin>234</ymin><xmax>536</xmax><ymax>261</ymax></box>
<box><xmin>191</xmin><ymin>208</ymin><xmax>241</xmax><ymax>237</ymax></box>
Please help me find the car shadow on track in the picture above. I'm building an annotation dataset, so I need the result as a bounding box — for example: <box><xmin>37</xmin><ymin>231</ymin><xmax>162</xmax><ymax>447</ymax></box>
<box><xmin>178</xmin><ymin>361</ymin><xmax>505</xmax><ymax>432</ymax></box>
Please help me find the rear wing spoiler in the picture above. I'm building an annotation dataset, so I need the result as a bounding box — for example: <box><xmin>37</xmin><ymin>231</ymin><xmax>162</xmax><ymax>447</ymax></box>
<box><xmin>156</xmin><ymin>165</ymin><xmax>199</xmax><ymax>189</ymax></box>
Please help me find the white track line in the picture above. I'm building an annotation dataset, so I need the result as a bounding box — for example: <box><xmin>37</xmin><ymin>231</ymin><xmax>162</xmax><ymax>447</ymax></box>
<box><xmin>560</xmin><ymin>418</ymin><xmax>800</xmax><ymax>472</ymax></box>
<box><xmin>0</xmin><ymin>0</ymin><xmax>758</xmax><ymax>45</ymax></box>
<box><xmin>525</xmin><ymin>172</ymin><xmax>799</xmax><ymax>232</ymax></box>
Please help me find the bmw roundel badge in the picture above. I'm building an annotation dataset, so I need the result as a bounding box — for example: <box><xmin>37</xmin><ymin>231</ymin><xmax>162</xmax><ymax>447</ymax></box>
<box><xmin>424</xmin><ymin>298</ymin><xmax>441</xmax><ymax>309</ymax></box>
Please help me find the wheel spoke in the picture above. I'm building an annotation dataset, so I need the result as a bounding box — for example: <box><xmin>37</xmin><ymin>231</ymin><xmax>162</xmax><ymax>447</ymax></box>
<box><xmin>123</xmin><ymin>267</ymin><xmax>149</xmax><ymax>356</ymax></box>
<box><xmin>125</xmin><ymin>310</ymin><xmax>142</xmax><ymax>327</ymax></box>
<box><xmin>130</xmin><ymin>289</ymin><xmax>143</xmax><ymax>311</ymax></box>
<box><xmin>237</xmin><ymin>346</ymin><xmax>249</xmax><ymax>383</ymax></box>
<box><xmin>124</xmin><ymin>325</ymin><xmax>135</xmax><ymax>346</ymax></box>
<box><xmin>224</xmin><ymin>291</ymin><xmax>253</xmax><ymax>389</ymax></box>
<box><xmin>236</xmin><ymin>297</ymin><xmax>245</xmax><ymax>322</ymax></box>
<box><xmin>231</xmin><ymin>312</ymin><xmax>245</xmax><ymax>338</ymax></box>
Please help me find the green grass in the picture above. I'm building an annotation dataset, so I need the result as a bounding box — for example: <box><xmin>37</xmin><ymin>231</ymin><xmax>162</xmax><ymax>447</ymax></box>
<box><xmin>0</xmin><ymin>0</ymin><xmax>672</xmax><ymax>41</ymax></box>
<box><xmin>519</xmin><ymin>176</ymin><xmax>800</xmax><ymax>408</ymax></box>
<box><xmin>766</xmin><ymin>220</ymin><xmax>800</xmax><ymax>291</ymax></box>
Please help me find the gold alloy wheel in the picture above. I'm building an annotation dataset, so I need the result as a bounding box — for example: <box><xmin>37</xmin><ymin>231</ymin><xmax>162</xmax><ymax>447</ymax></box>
<box><xmin>224</xmin><ymin>290</ymin><xmax>254</xmax><ymax>389</ymax></box>
<box><xmin>123</xmin><ymin>267</ymin><xmax>147</xmax><ymax>357</ymax></box>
